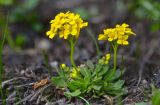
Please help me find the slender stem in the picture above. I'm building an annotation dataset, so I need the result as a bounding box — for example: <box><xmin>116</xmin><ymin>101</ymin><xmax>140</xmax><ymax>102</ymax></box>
<box><xmin>42</xmin><ymin>50</ymin><xmax>51</xmax><ymax>74</ymax></box>
<box><xmin>86</xmin><ymin>27</ymin><xmax>100</xmax><ymax>59</ymax></box>
<box><xmin>69</xmin><ymin>39</ymin><xmax>76</xmax><ymax>68</ymax></box>
<box><xmin>0</xmin><ymin>11</ymin><xmax>9</xmax><ymax>105</ymax></box>
<box><xmin>113</xmin><ymin>44</ymin><xmax>118</xmax><ymax>71</ymax></box>
<box><xmin>121</xmin><ymin>55</ymin><xmax>124</xmax><ymax>76</ymax></box>
<box><xmin>78</xmin><ymin>96</ymin><xmax>90</xmax><ymax>105</ymax></box>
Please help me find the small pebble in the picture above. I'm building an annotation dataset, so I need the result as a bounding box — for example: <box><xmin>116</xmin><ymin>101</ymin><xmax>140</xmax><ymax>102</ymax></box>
<box><xmin>37</xmin><ymin>39</ymin><xmax>51</xmax><ymax>50</ymax></box>
<box><xmin>142</xmin><ymin>79</ymin><xmax>147</xmax><ymax>84</ymax></box>
<box><xmin>50</xmin><ymin>61</ymin><xmax>58</xmax><ymax>68</ymax></box>
<box><xmin>20</xmin><ymin>70</ymin><xmax>25</xmax><ymax>75</ymax></box>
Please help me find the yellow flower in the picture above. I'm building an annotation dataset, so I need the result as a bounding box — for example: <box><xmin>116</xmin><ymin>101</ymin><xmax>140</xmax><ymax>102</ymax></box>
<box><xmin>115</xmin><ymin>23</ymin><xmax>136</xmax><ymax>36</ymax></box>
<box><xmin>70</xmin><ymin>68</ymin><xmax>79</xmax><ymax>78</ymax></box>
<box><xmin>106</xmin><ymin>53</ymin><xmax>111</xmax><ymax>60</ymax></box>
<box><xmin>99</xmin><ymin>53</ymin><xmax>111</xmax><ymax>65</ymax></box>
<box><xmin>98</xmin><ymin>28</ymin><xmax>117</xmax><ymax>41</ymax></box>
<box><xmin>98</xmin><ymin>34</ymin><xmax>107</xmax><ymax>40</ymax></box>
<box><xmin>98</xmin><ymin>23</ymin><xmax>135</xmax><ymax>46</ymax></box>
<box><xmin>107</xmin><ymin>29</ymin><xmax>117</xmax><ymax>41</ymax></box>
<box><xmin>46</xmin><ymin>11</ymin><xmax>88</xmax><ymax>40</ymax></box>
<box><xmin>115</xmin><ymin>23</ymin><xmax>135</xmax><ymax>45</ymax></box>
<box><xmin>117</xmin><ymin>35</ymin><xmax>129</xmax><ymax>45</ymax></box>
<box><xmin>60</xmin><ymin>63</ymin><xmax>66</xmax><ymax>69</ymax></box>
<box><xmin>104</xmin><ymin>53</ymin><xmax>111</xmax><ymax>64</ymax></box>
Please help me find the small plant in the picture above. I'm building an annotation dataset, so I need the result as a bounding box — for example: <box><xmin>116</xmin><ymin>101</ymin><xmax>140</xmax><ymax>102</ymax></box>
<box><xmin>15</xmin><ymin>34</ymin><xmax>28</xmax><ymax>48</ymax></box>
<box><xmin>135</xmin><ymin>85</ymin><xmax>160</xmax><ymax>105</ymax></box>
<box><xmin>46</xmin><ymin>11</ymin><xmax>136</xmax><ymax>104</ymax></box>
<box><xmin>98</xmin><ymin>23</ymin><xmax>136</xmax><ymax>71</ymax></box>
<box><xmin>46</xmin><ymin>11</ymin><xmax>88</xmax><ymax>67</ymax></box>
<box><xmin>151</xmin><ymin>86</ymin><xmax>160</xmax><ymax>105</ymax></box>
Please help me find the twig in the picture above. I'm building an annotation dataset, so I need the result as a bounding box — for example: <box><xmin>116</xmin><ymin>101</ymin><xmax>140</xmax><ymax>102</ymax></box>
<box><xmin>15</xmin><ymin>83</ymin><xmax>52</xmax><ymax>104</ymax></box>
<box><xmin>15</xmin><ymin>94</ymin><xmax>34</xmax><ymax>105</ymax></box>
<box><xmin>29</xmin><ymin>83</ymin><xmax>52</xmax><ymax>101</ymax></box>
<box><xmin>15</xmin><ymin>82</ymin><xmax>34</xmax><ymax>88</ymax></box>
<box><xmin>2</xmin><ymin>77</ymin><xmax>26</xmax><ymax>88</ymax></box>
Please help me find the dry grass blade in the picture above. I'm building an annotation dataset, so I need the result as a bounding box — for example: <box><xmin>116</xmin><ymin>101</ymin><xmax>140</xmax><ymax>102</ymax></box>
<box><xmin>2</xmin><ymin>77</ymin><xmax>26</xmax><ymax>88</ymax></box>
<box><xmin>30</xmin><ymin>83</ymin><xmax>52</xmax><ymax>101</ymax></box>
<box><xmin>16</xmin><ymin>83</ymin><xmax>52</xmax><ymax>105</ymax></box>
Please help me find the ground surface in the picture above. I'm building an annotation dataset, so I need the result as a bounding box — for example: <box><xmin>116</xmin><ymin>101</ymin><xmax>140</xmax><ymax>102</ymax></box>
<box><xmin>1</xmin><ymin>0</ymin><xmax>160</xmax><ymax>105</ymax></box>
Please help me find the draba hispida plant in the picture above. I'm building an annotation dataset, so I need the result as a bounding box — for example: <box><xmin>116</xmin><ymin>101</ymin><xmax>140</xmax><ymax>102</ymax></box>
<box><xmin>46</xmin><ymin>11</ymin><xmax>136</xmax><ymax>104</ymax></box>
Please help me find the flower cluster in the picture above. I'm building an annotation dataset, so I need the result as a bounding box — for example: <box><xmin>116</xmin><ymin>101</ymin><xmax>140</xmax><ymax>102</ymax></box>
<box><xmin>99</xmin><ymin>53</ymin><xmax>111</xmax><ymax>64</ymax></box>
<box><xmin>70</xmin><ymin>68</ymin><xmax>79</xmax><ymax>78</ymax></box>
<box><xmin>60</xmin><ymin>63</ymin><xmax>79</xmax><ymax>78</ymax></box>
<box><xmin>98</xmin><ymin>23</ymin><xmax>135</xmax><ymax>45</ymax></box>
<box><xmin>46</xmin><ymin>11</ymin><xmax>88</xmax><ymax>39</ymax></box>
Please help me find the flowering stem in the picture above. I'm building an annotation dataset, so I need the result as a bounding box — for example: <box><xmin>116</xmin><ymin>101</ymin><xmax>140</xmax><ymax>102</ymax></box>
<box><xmin>113</xmin><ymin>44</ymin><xmax>118</xmax><ymax>71</ymax></box>
<box><xmin>69</xmin><ymin>39</ymin><xmax>76</xmax><ymax>68</ymax></box>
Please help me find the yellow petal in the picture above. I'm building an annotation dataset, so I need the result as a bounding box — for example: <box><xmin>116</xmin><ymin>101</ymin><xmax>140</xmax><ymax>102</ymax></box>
<box><xmin>123</xmin><ymin>41</ymin><xmax>129</xmax><ymax>45</ymax></box>
<box><xmin>49</xmin><ymin>34</ymin><xmax>55</xmax><ymax>39</ymax></box>
<box><xmin>98</xmin><ymin>34</ymin><xmax>106</xmax><ymax>40</ymax></box>
<box><xmin>82</xmin><ymin>22</ymin><xmax>88</xmax><ymax>27</ymax></box>
<box><xmin>116</xmin><ymin>24</ymin><xmax>120</xmax><ymax>28</ymax></box>
<box><xmin>71</xmin><ymin>29</ymin><xmax>77</xmax><ymax>35</ymax></box>
<box><xmin>70</xmin><ymin>21</ymin><xmax>76</xmax><ymax>25</ymax></box>
<box><xmin>106</xmin><ymin>54</ymin><xmax>111</xmax><ymax>60</ymax></box>
<box><xmin>60</xmin><ymin>63</ymin><xmax>66</xmax><ymax>69</ymax></box>
<box><xmin>123</xmin><ymin>35</ymin><xmax>128</xmax><ymax>40</ymax></box>
<box><xmin>46</xmin><ymin>31</ymin><xmax>51</xmax><ymax>36</ymax></box>
<box><xmin>122</xmin><ymin>23</ymin><xmax>129</xmax><ymax>27</ymax></box>
<box><xmin>108</xmin><ymin>38</ymin><xmax>113</xmax><ymax>41</ymax></box>
<box><xmin>117</xmin><ymin>40</ymin><xmax>122</xmax><ymax>44</ymax></box>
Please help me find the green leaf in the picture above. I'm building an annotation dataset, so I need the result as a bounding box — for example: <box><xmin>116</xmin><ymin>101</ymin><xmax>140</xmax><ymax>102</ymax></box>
<box><xmin>86</xmin><ymin>60</ymin><xmax>94</xmax><ymax>69</ymax></box>
<box><xmin>0</xmin><ymin>0</ymin><xmax>13</xmax><ymax>5</ymax></box>
<box><xmin>107</xmin><ymin>89</ymin><xmax>125</xmax><ymax>96</ymax></box>
<box><xmin>51</xmin><ymin>77</ymin><xmax>66</xmax><ymax>87</ymax></box>
<box><xmin>57</xmin><ymin>68</ymin><xmax>66</xmax><ymax>78</ymax></box>
<box><xmin>80</xmin><ymin>67</ymin><xmax>91</xmax><ymax>78</ymax></box>
<box><xmin>151</xmin><ymin>23</ymin><xmax>160</xmax><ymax>32</ymax></box>
<box><xmin>68</xmin><ymin>81</ymin><xmax>79</xmax><ymax>91</ymax></box>
<box><xmin>95</xmin><ymin>64</ymin><xmax>103</xmax><ymax>73</ymax></box>
<box><xmin>104</xmin><ymin>69</ymin><xmax>116</xmax><ymax>82</ymax></box>
<box><xmin>152</xmin><ymin>89</ymin><xmax>160</xmax><ymax>105</ymax></box>
<box><xmin>93</xmin><ymin>76</ymin><xmax>102</xmax><ymax>83</ymax></box>
<box><xmin>104</xmin><ymin>80</ymin><xmax>124</xmax><ymax>91</ymax></box>
<box><xmin>104</xmin><ymin>68</ymin><xmax>124</xmax><ymax>82</ymax></box>
<box><xmin>68</xmin><ymin>77</ymin><xmax>91</xmax><ymax>94</ymax></box>
<box><xmin>68</xmin><ymin>79</ymin><xmax>85</xmax><ymax>91</ymax></box>
<box><xmin>64</xmin><ymin>90</ymin><xmax>81</xmax><ymax>98</ymax></box>
<box><xmin>92</xmin><ymin>85</ymin><xmax>102</xmax><ymax>91</ymax></box>
<box><xmin>112</xmin><ymin>69</ymin><xmax>124</xmax><ymax>81</ymax></box>
<box><xmin>112</xmin><ymin>80</ymin><xmax>124</xmax><ymax>90</ymax></box>
<box><xmin>98</xmin><ymin>65</ymin><xmax>109</xmax><ymax>76</ymax></box>
<box><xmin>135</xmin><ymin>102</ymin><xmax>149</xmax><ymax>105</ymax></box>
